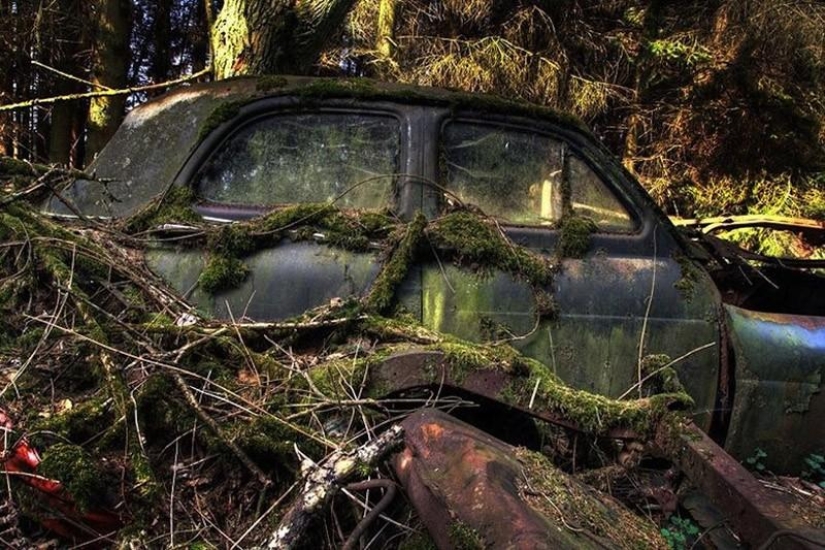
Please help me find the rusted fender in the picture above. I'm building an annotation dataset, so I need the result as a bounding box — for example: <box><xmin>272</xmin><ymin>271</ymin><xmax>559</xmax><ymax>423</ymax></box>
<box><xmin>394</xmin><ymin>409</ymin><xmax>661</xmax><ymax>549</ymax></box>
<box><xmin>659</xmin><ymin>422</ymin><xmax>825</xmax><ymax>549</ymax></box>
<box><xmin>724</xmin><ymin>304</ymin><xmax>825</xmax><ymax>473</ymax></box>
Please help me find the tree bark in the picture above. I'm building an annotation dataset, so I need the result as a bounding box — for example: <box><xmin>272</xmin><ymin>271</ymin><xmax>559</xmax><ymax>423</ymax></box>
<box><xmin>376</xmin><ymin>0</ymin><xmax>397</xmax><ymax>62</ymax></box>
<box><xmin>210</xmin><ymin>0</ymin><xmax>357</xmax><ymax>79</ymax></box>
<box><xmin>86</xmin><ymin>0</ymin><xmax>131</xmax><ymax>161</ymax></box>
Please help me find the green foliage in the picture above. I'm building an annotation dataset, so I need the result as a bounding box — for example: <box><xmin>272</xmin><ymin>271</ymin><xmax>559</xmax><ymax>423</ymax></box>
<box><xmin>660</xmin><ymin>515</ymin><xmax>700</xmax><ymax>550</ymax></box>
<box><xmin>802</xmin><ymin>453</ymin><xmax>825</xmax><ymax>489</ymax></box>
<box><xmin>745</xmin><ymin>447</ymin><xmax>768</xmax><ymax>473</ymax></box>
<box><xmin>646</xmin><ymin>39</ymin><xmax>711</xmax><ymax>67</ymax></box>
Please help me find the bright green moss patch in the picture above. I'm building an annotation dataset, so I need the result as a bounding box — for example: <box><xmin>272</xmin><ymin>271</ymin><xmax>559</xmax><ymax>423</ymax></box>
<box><xmin>556</xmin><ymin>216</ymin><xmax>597</xmax><ymax>258</ymax></box>
<box><xmin>366</xmin><ymin>212</ymin><xmax>426</xmax><ymax>313</ymax></box>
<box><xmin>39</xmin><ymin>443</ymin><xmax>107</xmax><ymax>512</ymax></box>
<box><xmin>427</xmin><ymin>211</ymin><xmax>556</xmax><ymax>286</ymax></box>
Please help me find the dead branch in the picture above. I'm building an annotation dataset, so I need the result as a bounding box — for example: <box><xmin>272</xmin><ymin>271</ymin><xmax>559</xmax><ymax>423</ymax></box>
<box><xmin>257</xmin><ymin>425</ymin><xmax>404</xmax><ymax>550</ymax></box>
<box><xmin>0</xmin><ymin>68</ymin><xmax>211</xmax><ymax>112</ymax></box>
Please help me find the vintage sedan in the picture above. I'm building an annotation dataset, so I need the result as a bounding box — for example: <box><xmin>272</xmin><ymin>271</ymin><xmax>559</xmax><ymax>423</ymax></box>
<box><xmin>45</xmin><ymin>76</ymin><xmax>825</xmax><ymax>480</ymax></box>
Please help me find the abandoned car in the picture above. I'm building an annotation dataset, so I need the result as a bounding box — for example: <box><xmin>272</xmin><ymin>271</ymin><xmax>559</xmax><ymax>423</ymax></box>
<box><xmin>39</xmin><ymin>76</ymin><xmax>825</xmax><ymax>546</ymax></box>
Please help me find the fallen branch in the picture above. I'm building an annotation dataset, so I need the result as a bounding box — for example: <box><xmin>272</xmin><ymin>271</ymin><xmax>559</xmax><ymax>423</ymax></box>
<box><xmin>257</xmin><ymin>425</ymin><xmax>404</xmax><ymax>550</ymax></box>
<box><xmin>0</xmin><ymin>68</ymin><xmax>211</xmax><ymax>112</ymax></box>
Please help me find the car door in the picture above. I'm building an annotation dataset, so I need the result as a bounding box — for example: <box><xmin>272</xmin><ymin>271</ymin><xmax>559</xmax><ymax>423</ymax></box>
<box><xmin>398</xmin><ymin>115</ymin><xmax>723</xmax><ymax>429</ymax></box>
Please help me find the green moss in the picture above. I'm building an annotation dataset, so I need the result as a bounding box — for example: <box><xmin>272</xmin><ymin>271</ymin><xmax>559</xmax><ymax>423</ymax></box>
<box><xmin>33</xmin><ymin>398</ymin><xmax>112</xmax><ymax>445</ymax></box>
<box><xmin>198</xmin><ymin>100</ymin><xmax>245</xmax><ymax>142</ymax></box>
<box><xmin>235</xmin><ymin>415</ymin><xmax>296</xmax><ymax>468</ymax></box>
<box><xmin>427</xmin><ymin>211</ymin><xmax>556</xmax><ymax>286</ymax></box>
<box><xmin>38</xmin><ymin>443</ymin><xmax>107</xmax><ymax>512</ymax></box>
<box><xmin>672</xmin><ymin>253</ymin><xmax>699</xmax><ymax>302</ymax></box>
<box><xmin>497</xmin><ymin>353</ymin><xmax>693</xmax><ymax>436</ymax></box>
<box><xmin>256</xmin><ymin>75</ymin><xmax>289</xmax><ymax>92</ymax></box>
<box><xmin>0</xmin><ymin>156</ymin><xmax>37</xmax><ymax>177</ymax></box>
<box><xmin>367</xmin><ymin>212</ymin><xmax>427</xmax><ymax>313</ymax></box>
<box><xmin>449</xmin><ymin>520</ymin><xmax>486</xmax><ymax>550</ymax></box>
<box><xmin>515</xmin><ymin>447</ymin><xmax>668</xmax><ymax>548</ymax></box>
<box><xmin>122</xmin><ymin>186</ymin><xmax>202</xmax><ymax>233</ymax></box>
<box><xmin>556</xmin><ymin>216</ymin><xmax>597</xmax><ymax>258</ymax></box>
<box><xmin>197</xmin><ymin>204</ymin><xmax>397</xmax><ymax>294</ymax></box>
<box><xmin>198</xmin><ymin>255</ymin><xmax>250</xmax><ymax>293</ymax></box>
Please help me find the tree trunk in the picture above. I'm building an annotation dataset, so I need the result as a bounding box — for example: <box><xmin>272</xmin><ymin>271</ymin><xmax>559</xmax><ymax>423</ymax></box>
<box><xmin>376</xmin><ymin>0</ymin><xmax>397</xmax><ymax>62</ymax></box>
<box><xmin>86</xmin><ymin>0</ymin><xmax>131</xmax><ymax>161</ymax></box>
<box><xmin>210</xmin><ymin>0</ymin><xmax>357</xmax><ymax>79</ymax></box>
<box><xmin>151</xmin><ymin>0</ymin><xmax>173</xmax><ymax>85</ymax></box>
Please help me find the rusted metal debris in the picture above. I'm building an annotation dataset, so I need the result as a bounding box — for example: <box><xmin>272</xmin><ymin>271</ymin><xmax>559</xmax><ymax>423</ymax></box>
<box><xmin>394</xmin><ymin>408</ymin><xmax>665</xmax><ymax>549</ymax></box>
<box><xmin>659</xmin><ymin>422</ymin><xmax>825</xmax><ymax>549</ymax></box>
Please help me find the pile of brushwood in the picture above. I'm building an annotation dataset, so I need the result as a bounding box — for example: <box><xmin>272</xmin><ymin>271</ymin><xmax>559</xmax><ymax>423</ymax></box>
<box><xmin>1</xmin><ymin>160</ymin><xmax>707</xmax><ymax>549</ymax></box>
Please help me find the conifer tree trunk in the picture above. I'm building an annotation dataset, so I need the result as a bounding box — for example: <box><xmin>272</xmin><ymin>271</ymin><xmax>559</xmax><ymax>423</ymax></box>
<box><xmin>86</xmin><ymin>0</ymin><xmax>131</xmax><ymax>161</ymax></box>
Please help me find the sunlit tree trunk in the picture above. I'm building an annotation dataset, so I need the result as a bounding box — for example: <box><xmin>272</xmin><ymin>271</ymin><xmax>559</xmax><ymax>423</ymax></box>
<box><xmin>210</xmin><ymin>0</ymin><xmax>357</xmax><ymax>79</ymax></box>
<box><xmin>376</xmin><ymin>0</ymin><xmax>397</xmax><ymax>62</ymax></box>
<box><xmin>86</xmin><ymin>0</ymin><xmax>131</xmax><ymax>161</ymax></box>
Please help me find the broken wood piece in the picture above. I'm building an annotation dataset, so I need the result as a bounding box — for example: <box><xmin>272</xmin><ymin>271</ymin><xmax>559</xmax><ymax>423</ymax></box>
<box><xmin>256</xmin><ymin>424</ymin><xmax>404</xmax><ymax>550</ymax></box>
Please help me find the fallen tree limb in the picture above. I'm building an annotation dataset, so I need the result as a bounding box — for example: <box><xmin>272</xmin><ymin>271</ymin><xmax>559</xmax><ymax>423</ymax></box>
<box><xmin>257</xmin><ymin>425</ymin><xmax>404</xmax><ymax>550</ymax></box>
<box><xmin>0</xmin><ymin>68</ymin><xmax>210</xmax><ymax>112</ymax></box>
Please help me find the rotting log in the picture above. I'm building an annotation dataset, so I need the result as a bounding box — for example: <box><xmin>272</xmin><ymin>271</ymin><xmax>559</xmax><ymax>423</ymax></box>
<box><xmin>256</xmin><ymin>425</ymin><xmax>404</xmax><ymax>550</ymax></box>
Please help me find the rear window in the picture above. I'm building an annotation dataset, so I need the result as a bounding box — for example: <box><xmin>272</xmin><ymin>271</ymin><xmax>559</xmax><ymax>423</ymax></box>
<box><xmin>441</xmin><ymin>121</ymin><xmax>634</xmax><ymax>231</ymax></box>
<box><xmin>196</xmin><ymin>112</ymin><xmax>400</xmax><ymax>210</ymax></box>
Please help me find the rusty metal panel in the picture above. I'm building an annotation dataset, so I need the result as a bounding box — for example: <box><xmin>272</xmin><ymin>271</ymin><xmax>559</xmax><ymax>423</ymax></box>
<box><xmin>724</xmin><ymin>304</ymin><xmax>825</xmax><ymax>472</ymax></box>
<box><xmin>663</xmin><ymin>423</ymin><xmax>825</xmax><ymax>549</ymax></box>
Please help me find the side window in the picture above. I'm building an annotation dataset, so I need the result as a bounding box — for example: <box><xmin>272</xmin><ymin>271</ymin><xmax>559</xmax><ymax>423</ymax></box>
<box><xmin>196</xmin><ymin>112</ymin><xmax>400</xmax><ymax>210</ymax></box>
<box><xmin>569</xmin><ymin>155</ymin><xmax>634</xmax><ymax>231</ymax></box>
<box><xmin>441</xmin><ymin>122</ymin><xmax>564</xmax><ymax>225</ymax></box>
<box><xmin>440</xmin><ymin>121</ymin><xmax>634</xmax><ymax>231</ymax></box>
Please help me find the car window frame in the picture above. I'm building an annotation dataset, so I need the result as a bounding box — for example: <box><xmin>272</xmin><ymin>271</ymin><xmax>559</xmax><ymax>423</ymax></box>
<box><xmin>175</xmin><ymin>97</ymin><xmax>412</xmax><ymax>222</ymax></box>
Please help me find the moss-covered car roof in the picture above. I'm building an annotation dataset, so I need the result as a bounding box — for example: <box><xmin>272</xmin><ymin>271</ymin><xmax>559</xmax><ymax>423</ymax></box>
<box><xmin>46</xmin><ymin>76</ymin><xmax>596</xmax><ymax>219</ymax></box>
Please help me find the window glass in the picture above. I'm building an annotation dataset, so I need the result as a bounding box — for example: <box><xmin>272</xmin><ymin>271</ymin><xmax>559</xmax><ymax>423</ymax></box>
<box><xmin>441</xmin><ymin>122</ymin><xmax>564</xmax><ymax>225</ymax></box>
<box><xmin>197</xmin><ymin>113</ymin><xmax>400</xmax><ymax>209</ymax></box>
<box><xmin>569</xmin><ymin>155</ymin><xmax>634</xmax><ymax>231</ymax></box>
<box><xmin>441</xmin><ymin>121</ymin><xmax>634</xmax><ymax>231</ymax></box>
